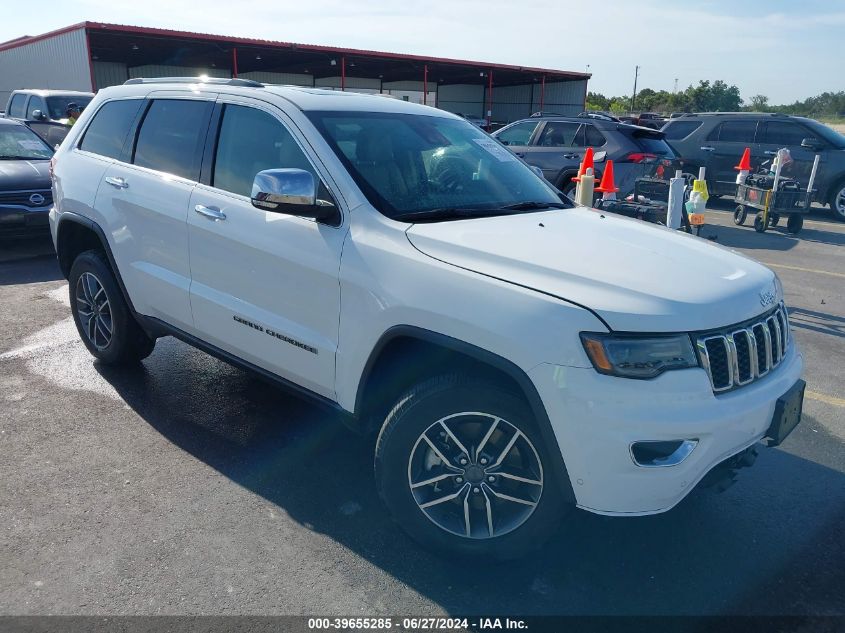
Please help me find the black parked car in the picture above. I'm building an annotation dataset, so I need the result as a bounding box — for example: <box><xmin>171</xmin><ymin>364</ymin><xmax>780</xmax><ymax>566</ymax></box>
<box><xmin>0</xmin><ymin>118</ymin><xmax>54</xmax><ymax>238</ymax></box>
<box><xmin>662</xmin><ymin>112</ymin><xmax>845</xmax><ymax>220</ymax></box>
<box><xmin>493</xmin><ymin>115</ymin><xmax>680</xmax><ymax>199</ymax></box>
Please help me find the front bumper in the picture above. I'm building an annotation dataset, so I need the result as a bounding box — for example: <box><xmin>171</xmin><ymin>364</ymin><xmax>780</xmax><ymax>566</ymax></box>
<box><xmin>0</xmin><ymin>205</ymin><xmax>51</xmax><ymax>237</ymax></box>
<box><xmin>530</xmin><ymin>340</ymin><xmax>803</xmax><ymax>515</ymax></box>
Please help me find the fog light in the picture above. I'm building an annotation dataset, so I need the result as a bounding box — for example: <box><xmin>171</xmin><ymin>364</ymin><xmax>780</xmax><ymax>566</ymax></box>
<box><xmin>630</xmin><ymin>440</ymin><xmax>698</xmax><ymax>467</ymax></box>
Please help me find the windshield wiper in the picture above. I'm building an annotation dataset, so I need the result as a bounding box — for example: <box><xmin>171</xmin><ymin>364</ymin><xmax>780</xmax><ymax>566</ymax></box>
<box><xmin>499</xmin><ymin>201</ymin><xmax>570</xmax><ymax>210</ymax></box>
<box><xmin>0</xmin><ymin>155</ymin><xmax>48</xmax><ymax>160</ymax></box>
<box><xmin>392</xmin><ymin>207</ymin><xmax>513</xmax><ymax>223</ymax></box>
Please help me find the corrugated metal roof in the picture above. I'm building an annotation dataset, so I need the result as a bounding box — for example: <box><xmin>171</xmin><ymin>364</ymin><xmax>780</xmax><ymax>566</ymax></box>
<box><xmin>0</xmin><ymin>21</ymin><xmax>590</xmax><ymax>80</ymax></box>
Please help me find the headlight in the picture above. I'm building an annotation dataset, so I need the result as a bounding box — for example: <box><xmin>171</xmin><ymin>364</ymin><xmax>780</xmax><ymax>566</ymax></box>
<box><xmin>580</xmin><ymin>332</ymin><xmax>698</xmax><ymax>379</ymax></box>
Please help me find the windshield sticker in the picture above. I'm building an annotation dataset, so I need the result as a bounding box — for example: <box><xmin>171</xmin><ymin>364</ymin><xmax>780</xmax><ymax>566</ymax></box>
<box><xmin>473</xmin><ymin>138</ymin><xmax>518</xmax><ymax>162</ymax></box>
<box><xmin>17</xmin><ymin>140</ymin><xmax>45</xmax><ymax>151</ymax></box>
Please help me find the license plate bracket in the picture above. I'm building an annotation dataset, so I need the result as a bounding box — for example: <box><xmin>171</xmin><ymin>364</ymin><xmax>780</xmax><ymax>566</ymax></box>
<box><xmin>765</xmin><ymin>379</ymin><xmax>805</xmax><ymax>447</ymax></box>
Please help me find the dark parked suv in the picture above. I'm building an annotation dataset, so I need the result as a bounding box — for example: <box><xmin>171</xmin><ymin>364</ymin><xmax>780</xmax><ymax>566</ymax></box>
<box><xmin>492</xmin><ymin>115</ymin><xmax>679</xmax><ymax>198</ymax></box>
<box><xmin>662</xmin><ymin>113</ymin><xmax>845</xmax><ymax>220</ymax></box>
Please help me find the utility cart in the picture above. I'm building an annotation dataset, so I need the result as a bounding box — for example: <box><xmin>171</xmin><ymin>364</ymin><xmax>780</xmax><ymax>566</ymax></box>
<box><xmin>732</xmin><ymin>182</ymin><xmax>812</xmax><ymax>234</ymax></box>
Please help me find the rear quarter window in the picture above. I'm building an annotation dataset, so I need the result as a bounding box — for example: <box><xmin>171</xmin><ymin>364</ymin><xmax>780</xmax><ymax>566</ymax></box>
<box><xmin>706</xmin><ymin>120</ymin><xmax>758</xmax><ymax>143</ymax></box>
<box><xmin>8</xmin><ymin>94</ymin><xmax>26</xmax><ymax>118</ymax></box>
<box><xmin>79</xmin><ymin>99</ymin><xmax>144</xmax><ymax>160</ymax></box>
<box><xmin>626</xmin><ymin>130</ymin><xmax>675</xmax><ymax>157</ymax></box>
<box><xmin>662</xmin><ymin>120</ymin><xmax>702</xmax><ymax>140</ymax></box>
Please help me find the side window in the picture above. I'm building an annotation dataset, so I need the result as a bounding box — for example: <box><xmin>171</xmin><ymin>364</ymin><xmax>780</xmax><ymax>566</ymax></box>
<box><xmin>495</xmin><ymin>121</ymin><xmax>538</xmax><ymax>146</ymax></box>
<box><xmin>581</xmin><ymin>124</ymin><xmax>607</xmax><ymax>147</ymax></box>
<box><xmin>26</xmin><ymin>97</ymin><xmax>45</xmax><ymax>119</ymax></box>
<box><xmin>662</xmin><ymin>120</ymin><xmax>702</xmax><ymax>140</ymax></box>
<box><xmin>8</xmin><ymin>94</ymin><xmax>26</xmax><ymax>118</ymax></box>
<box><xmin>709</xmin><ymin>120</ymin><xmax>757</xmax><ymax>143</ymax></box>
<box><xmin>213</xmin><ymin>104</ymin><xmax>320</xmax><ymax>198</ymax></box>
<box><xmin>537</xmin><ymin>122</ymin><xmax>580</xmax><ymax>147</ymax></box>
<box><xmin>133</xmin><ymin>99</ymin><xmax>212</xmax><ymax>181</ymax></box>
<box><xmin>79</xmin><ymin>99</ymin><xmax>144</xmax><ymax>160</ymax></box>
<box><xmin>762</xmin><ymin>121</ymin><xmax>809</xmax><ymax>146</ymax></box>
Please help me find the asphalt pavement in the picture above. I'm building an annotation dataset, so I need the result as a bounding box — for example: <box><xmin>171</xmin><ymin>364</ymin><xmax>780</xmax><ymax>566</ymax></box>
<box><xmin>0</xmin><ymin>205</ymin><xmax>843</xmax><ymax>617</ymax></box>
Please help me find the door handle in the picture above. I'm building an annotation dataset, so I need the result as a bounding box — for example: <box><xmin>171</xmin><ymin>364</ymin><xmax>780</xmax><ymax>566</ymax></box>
<box><xmin>104</xmin><ymin>176</ymin><xmax>128</xmax><ymax>189</ymax></box>
<box><xmin>514</xmin><ymin>152</ymin><xmax>525</xmax><ymax>157</ymax></box>
<box><xmin>562</xmin><ymin>153</ymin><xmax>579</xmax><ymax>160</ymax></box>
<box><xmin>700</xmin><ymin>146</ymin><xmax>715</xmax><ymax>152</ymax></box>
<box><xmin>764</xmin><ymin>150</ymin><xmax>778</xmax><ymax>156</ymax></box>
<box><xmin>194</xmin><ymin>204</ymin><xmax>226</xmax><ymax>221</ymax></box>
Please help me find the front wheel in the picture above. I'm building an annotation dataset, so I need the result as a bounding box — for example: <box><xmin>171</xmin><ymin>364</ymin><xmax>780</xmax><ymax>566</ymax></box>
<box><xmin>69</xmin><ymin>250</ymin><xmax>155</xmax><ymax>364</ymax></box>
<box><xmin>754</xmin><ymin>213</ymin><xmax>767</xmax><ymax>233</ymax></box>
<box><xmin>734</xmin><ymin>205</ymin><xmax>747</xmax><ymax>225</ymax></box>
<box><xmin>557</xmin><ymin>180</ymin><xmax>577</xmax><ymax>203</ymax></box>
<box><xmin>375</xmin><ymin>374</ymin><xmax>569</xmax><ymax>559</ymax></box>
<box><xmin>787</xmin><ymin>214</ymin><xmax>804</xmax><ymax>234</ymax></box>
<box><xmin>829</xmin><ymin>182</ymin><xmax>845</xmax><ymax>221</ymax></box>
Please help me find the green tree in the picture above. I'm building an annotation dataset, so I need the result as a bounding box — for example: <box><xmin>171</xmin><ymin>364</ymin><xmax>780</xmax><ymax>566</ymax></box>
<box><xmin>749</xmin><ymin>94</ymin><xmax>769</xmax><ymax>111</ymax></box>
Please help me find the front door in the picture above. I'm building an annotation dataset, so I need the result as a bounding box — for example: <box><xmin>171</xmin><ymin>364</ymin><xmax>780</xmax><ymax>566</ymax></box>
<box><xmin>187</xmin><ymin>98</ymin><xmax>347</xmax><ymax>399</ymax></box>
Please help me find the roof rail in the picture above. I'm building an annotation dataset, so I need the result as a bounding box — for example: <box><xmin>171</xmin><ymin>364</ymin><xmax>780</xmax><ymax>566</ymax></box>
<box><xmin>123</xmin><ymin>77</ymin><xmax>263</xmax><ymax>88</ymax></box>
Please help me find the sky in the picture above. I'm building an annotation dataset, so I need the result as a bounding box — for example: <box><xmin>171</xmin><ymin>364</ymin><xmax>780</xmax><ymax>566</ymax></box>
<box><xmin>1</xmin><ymin>0</ymin><xmax>842</xmax><ymax>104</ymax></box>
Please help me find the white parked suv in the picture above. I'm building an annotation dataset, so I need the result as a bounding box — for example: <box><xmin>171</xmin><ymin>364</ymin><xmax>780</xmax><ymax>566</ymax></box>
<box><xmin>50</xmin><ymin>77</ymin><xmax>805</xmax><ymax>558</ymax></box>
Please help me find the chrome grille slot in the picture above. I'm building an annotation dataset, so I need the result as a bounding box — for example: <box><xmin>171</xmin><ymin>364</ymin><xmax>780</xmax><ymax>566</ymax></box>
<box><xmin>697</xmin><ymin>305</ymin><xmax>789</xmax><ymax>393</ymax></box>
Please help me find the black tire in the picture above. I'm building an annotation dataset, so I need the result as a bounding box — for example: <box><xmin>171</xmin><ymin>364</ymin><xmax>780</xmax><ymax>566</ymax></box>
<box><xmin>829</xmin><ymin>180</ymin><xmax>845</xmax><ymax>221</ymax></box>
<box><xmin>733</xmin><ymin>205</ymin><xmax>747</xmax><ymax>225</ymax></box>
<box><xmin>375</xmin><ymin>374</ymin><xmax>569</xmax><ymax>560</ymax></box>
<box><xmin>69</xmin><ymin>250</ymin><xmax>155</xmax><ymax>364</ymax></box>
<box><xmin>557</xmin><ymin>179</ymin><xmax>577</xmax><ymax>202</ymax></box>
<box><xmin>754</xmin><ymin>213</ymin><xmax>767</xmax><ymax>233</ymax></box>
<box><xmin>769</xmin><ymin>213</ymin><xmax>780</xmax><ymax>227</ymax></box>
<box><xmin>787</xmin><ymin>214</ymin><xmax>803</xmax><ymax>234</ymax></box>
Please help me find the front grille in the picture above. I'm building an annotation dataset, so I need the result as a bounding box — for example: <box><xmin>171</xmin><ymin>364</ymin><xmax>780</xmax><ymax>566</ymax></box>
<box><xmin>696</xmin><ymin>305</ymin><xmax>789</xmax><ymax>393</ymax></box>
<box><xmin>0</xmin><ymin>190</ymin><xmax>53</xmax><ymax>208</ymax></box>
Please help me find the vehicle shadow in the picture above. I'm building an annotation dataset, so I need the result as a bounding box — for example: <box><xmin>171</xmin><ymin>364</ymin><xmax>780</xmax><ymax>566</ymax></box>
<box><xmin>0</xmin><ymin>236</ymin><xmax>62</xmax><ymax>285</ymax></box>
<box><xmin>94</xmin><ymin>339</ymin><xmax>845</xmax><ymax>616</ymax></box>
<box><xmin>787</xmin><ymin>306</ymin><xmax>845</xmax><ymax>340</ymax></box>
<box><xmin>707</xmin><ymin>197</ymin><xmax>841</xmax><ymax>227</ymax></box>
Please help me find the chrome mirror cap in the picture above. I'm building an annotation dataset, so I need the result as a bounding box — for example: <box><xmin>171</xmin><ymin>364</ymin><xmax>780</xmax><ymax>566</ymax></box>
<box><xmin>251</xmin><ymin>168</ymin><xmax>317</xmax><ymax>209</ymax></box>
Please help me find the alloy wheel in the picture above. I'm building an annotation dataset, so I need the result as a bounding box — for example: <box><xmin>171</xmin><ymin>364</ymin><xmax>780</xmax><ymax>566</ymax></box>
<box><xmin>75</xmin><ymin>271</ymin><xmax>113</xmax><ymax>350</ymax></box>
<box><xmin>407</xmin><ymin>412</ymin><xmax>543</xmax><ymax>539</ymax></box>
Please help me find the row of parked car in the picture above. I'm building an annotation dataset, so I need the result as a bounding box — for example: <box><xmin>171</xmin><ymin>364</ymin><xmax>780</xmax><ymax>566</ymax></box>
<box><xmin>491</xmin><ymin>111</ymin><xmax>845</xmax><ymax>221</ymax></box>
<box><xmin>2</xmin><ymin>86</ymin><xmax>845</xmax><ymax>243</ymax></box>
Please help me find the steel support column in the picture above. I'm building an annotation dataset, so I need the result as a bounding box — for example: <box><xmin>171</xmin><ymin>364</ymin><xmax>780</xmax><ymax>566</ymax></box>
<box><xmin>487</xmin><ymin>69</ymin><xmax>493</xmax><ymax>131</ymax></box>
<box><xmin>232</xmin><ymin>47</ymin><xmax>238</xmax><ymax>78</ymax></box>
<box><xmin>540</xmin><ymin>74</ymin><xmax>545</xmax><ymax>112</ymax></box>
<box><xmin>341</xmin><ymin>56</ymin><xmax>346</xmax><ymax>91</ymax></box>
<box><xmin>423</xmin><ymin>64</ymin><xmax>428</xmax><ymax>105</ymax></box>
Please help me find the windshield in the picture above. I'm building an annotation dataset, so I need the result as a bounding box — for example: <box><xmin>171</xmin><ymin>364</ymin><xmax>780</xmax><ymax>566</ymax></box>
<box><xmin>804</xmin><ymin>119</ymin><xmax>845</xmax><ymax>149</ymax></box>
<box><xmin>307</xmin><ymin>111</ymin><xmax>567</xmax><ymax>220</ymax></box>
<box><xmin>0</xmin><ymin>124</ymin><xmax>54</xmax><ymax>160</ymax></box>
<box><xmin>46</xmin><ymin>96</ymin><xmax>92</xmax><ymax>119</ymax></box>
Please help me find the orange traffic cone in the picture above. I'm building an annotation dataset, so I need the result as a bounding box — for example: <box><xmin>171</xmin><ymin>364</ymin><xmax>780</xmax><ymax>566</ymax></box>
<box><xmin>734</xmin><ymin>147</ymin><xmax>751</xmax><ymax>171</ymax></box>
<box><xmin>572</xmin><ymin>147</ymin><xmax>595</xmax><ymax>182</ymax></box>
<box><xmin>595</xmin><ymin>160</ymin><xmax>619</xmax><ymax>195</ymax></box>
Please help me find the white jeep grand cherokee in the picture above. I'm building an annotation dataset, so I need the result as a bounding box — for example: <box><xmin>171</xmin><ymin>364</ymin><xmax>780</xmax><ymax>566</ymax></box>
<box><xmin>50</xmin><ymin>78</ymin><xmax>805</xmax><ymax>558</ymax></box>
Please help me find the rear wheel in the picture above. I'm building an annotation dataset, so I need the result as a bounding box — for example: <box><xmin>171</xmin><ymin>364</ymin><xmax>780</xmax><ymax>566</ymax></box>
<box><xmin>557</xmin><ymin>180</ymin><xmax>577</xmax><ymax>202</ymax></box>
<box><xmin>769</xmin><ymin>213</ymin><xmax>780</xmax><ymax>227</ymax></box>
<box><xmin>733</xmin><ymin>205</ymin><xmax>747</xmax><ymax>225</ymax></box>
<box><xmin>754</xmin><ymin>213</ymin><xmax>767</xmax><ymax>233</ymax></box>
<box><xmin>69</xmin><ymin>250</ymin><xmax>155</xmax><ymax>364</ymax></box>
<box><xmin>375</xmin><ymin>374</ymin><xmax>569</xmax><ymax>559</ymax></box>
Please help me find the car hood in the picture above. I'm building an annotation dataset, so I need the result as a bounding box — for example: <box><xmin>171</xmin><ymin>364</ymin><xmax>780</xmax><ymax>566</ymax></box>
<box><xmin>0</xmin><ymin>159</ymin><xmax>51</xmax><ymax>190</ymax></box>
<box><xmin>405</xmin><ymin>207</ymin><xmax>779</xmax><ymax>332</ymax></box>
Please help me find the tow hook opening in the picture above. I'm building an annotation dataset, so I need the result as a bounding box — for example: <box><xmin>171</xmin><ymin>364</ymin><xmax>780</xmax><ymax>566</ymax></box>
<box><xmin>700</xmin><ymin>445</ymin><xmax>759</xmax><ymax>493</ymax></box>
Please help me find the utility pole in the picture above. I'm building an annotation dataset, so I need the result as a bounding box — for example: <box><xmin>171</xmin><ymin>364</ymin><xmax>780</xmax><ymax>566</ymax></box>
<box><xmin>631</xmin><ymin>65</ymin><xmax>639</xmax><ymax>113</ymax></box>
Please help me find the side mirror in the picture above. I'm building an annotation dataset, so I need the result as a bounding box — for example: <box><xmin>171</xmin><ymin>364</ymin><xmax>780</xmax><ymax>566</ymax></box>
<box><xmin>529</xmin><ymin>165</ymin><xmax>545</xmax><ymax>180</ymax></box>
<box><xmin>801</xmin><ymin>137</ymin><xmax>822</xmax><ymax>150</ymax></box>
<box><xmin>31</xmin><ymin>109</ymin><xmax>45</xmax><ymax>121</ymax></box>
<box><xmin>251</xmin><ymin>168</ymin><xmax>337</xmax><ymax>222</ymax></box>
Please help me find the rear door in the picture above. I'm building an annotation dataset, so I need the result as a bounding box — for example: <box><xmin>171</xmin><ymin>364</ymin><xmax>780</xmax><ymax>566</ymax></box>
<box><xmin>95</xmin><ymin>94</ymin><xmax>214</xmax><ymax>331</ymax></box>
<box><xmin>758</xmin><ymin>119</ymin><xmax>826</xmax><ymax>186</ymax></box>
<box><xmin>186</xmin><ymin>97</ymin><xmax>347</xmax><ymax>399</ymax></box>
<box><xmin>703</xmin><ymin>119</ymin><xmax>760</xmax><ymax>194</ymax></box>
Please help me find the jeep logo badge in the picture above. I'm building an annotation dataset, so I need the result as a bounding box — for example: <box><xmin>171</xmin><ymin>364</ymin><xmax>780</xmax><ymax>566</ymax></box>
<box><xmin>760</xmin><ymin>288</ymin><xmax>776</xmax><ymax>307</ymax></box>
<box><xmin>29</xmin><ymin>193</ymin><xmax>45</xmax><ymax>206</ymax></box>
